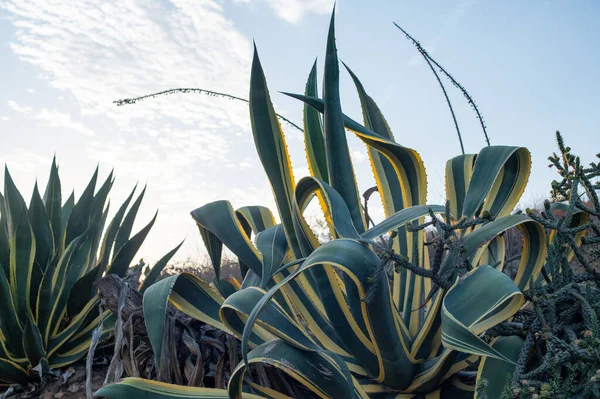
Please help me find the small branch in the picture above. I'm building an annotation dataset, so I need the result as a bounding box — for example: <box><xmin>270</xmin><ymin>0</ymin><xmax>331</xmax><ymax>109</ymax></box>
<box><xmin>114</xmin><ymin>88</ymin><xmax>303</xmax><ymax>132</ymax></box>
<box><xmin>394</xmin><ymin>22</ymin><xmax>490</xmax><ymax>148</ymax></box>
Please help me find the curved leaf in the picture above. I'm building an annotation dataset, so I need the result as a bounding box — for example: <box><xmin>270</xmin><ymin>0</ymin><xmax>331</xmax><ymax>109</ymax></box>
<box><xmin>243</xmin><ymin>239</ymin><xmax>418</xmax><ymax>390</ymax></box>
<box><xmin>441</xmin><ymin>265</ymin><xmax>524</xmax><ymax>362</ymax></box>
<box><xmin>303</xmin><ymin>59</ymin><xmax>328</xmax><ymax>183</ymax></box>
<box><xmin>143</xmin><ymin>273</ymin><xmax>227</xmax><ymax>370</ymax></box>
<box><xmin>460</xmin><ymin>146</ymin><xmax>530</xmax><ymax>219</ymax></box>
<box><xmin>475</xmin><ymin>335</ymin><xmax>523</xmax><ymax>399</ymax></box>
<box><xmin>229</xmin><ymin>339</ymin><xmax>357</xmax><ymax>399</ymax></box>
<box><xmin>139</xmin><ymin>239</ymin><xmax>185</xmax><ymax>293</ymax></box>
<box><xmin>107</xmin><ymin>211</ymin><xmax>158</xmax><ymax>277</ymax></box>
<box><xmin>249</xmin><ymin>45</ymin><xmax>301</xmax><ymax>257</ymax></box>
<box><xmin>255</xmin><ymin>225</ymin><xmax>287</xmax><ymax>288</ymax></box>
<box><xmin>42</xmin><ymin>157</ymin><xmax>62</xmax><ymax>253</ymax></box>
<box><xmin>95</xmin><ymin>377</ymin><xmax>264</xmax><ymax>398</ymax></box>
<box><xmin>191</xmin><ymin>201</ymin><xmax>262</xmax><ymax>276</ymax></box>
<box><xmin>322</xmin><ymin>9</ymin><xmax>365</xmax><ymax>234</ymax></box>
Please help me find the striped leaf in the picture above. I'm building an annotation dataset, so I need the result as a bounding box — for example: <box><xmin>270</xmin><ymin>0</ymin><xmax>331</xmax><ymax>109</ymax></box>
<box><xmin>249</xmin><ymin>45</ymin><xmax>300</xmax><ymax>257</ymax></box>
<box><xmin>0</xmin><ymin>159</ymin><xmax>168</xmax><ymax>384</ymax></box>
<box><xmin>475</xmin><ymin>336</ymin><xmax>523</xmax><ymax>399</ymax></box>
<box><xmin>441</xmin><ymin>265</ymin><xmax>524</xmax><ymax>362</ymax></box>
<box><xmin>322</xmin><ymin>9</ymin><xmax>366</xmax><ymax>234</ymax></box>
<box><xmin>228</xmin><ymin>339</ymin><xmax>357</xmax><ymax>399</ymax></box>
<box><xmin>139</xmin><ymin>239</ymin><xmax>185</xmax><ymax>293</ymax></box>
<box><xmin>303</xmin><ymin>59</ymin><xmax>328</xmax><ymax>183</ymax></box>
<box><xmin>95</xmin><ymin>378</ymin><xmax>265</xmax><ymax>398</ymax></box>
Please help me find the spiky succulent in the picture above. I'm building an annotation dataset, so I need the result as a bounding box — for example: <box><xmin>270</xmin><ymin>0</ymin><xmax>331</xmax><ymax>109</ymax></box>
<box><xmin>97</xmin><ymin>9</ymin><xmax>547</xmax><ymax>399</ymax></box>
<box><xmin>0</xmin><ymin>159</ymin><xmax>180</xmax><ymax>386</ymax></box>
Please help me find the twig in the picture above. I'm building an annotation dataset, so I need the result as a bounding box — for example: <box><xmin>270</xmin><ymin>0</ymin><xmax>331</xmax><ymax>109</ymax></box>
<box><xmin>114</xmin><ymin>88</ymin><xmax>303</xmax><ymax>132</ymax></box>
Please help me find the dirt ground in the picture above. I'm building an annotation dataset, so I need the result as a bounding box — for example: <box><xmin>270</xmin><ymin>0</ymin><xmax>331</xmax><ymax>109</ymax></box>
<box><xmin>6</xmin><ymin>362</ymin><xmax>107</xmax><ymax>399</ymax></box>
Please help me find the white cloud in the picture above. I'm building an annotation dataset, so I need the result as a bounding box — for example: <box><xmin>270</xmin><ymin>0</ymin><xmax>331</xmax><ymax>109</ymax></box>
<box><xmin>1</xmin><ymin>0</ymin><xmax>259</xmax><ymax>260</ymax></box>
<box><xmin>36</xmin><ymin>108</ymin><xmax>96</xmax><ymax>136</ymax></box>
<box><xmin>275</xmin><ymin>0</ymin><xmax>333</xmax><ymax>24</ymax></box>
<box><xmin>7</xmin><ymin>100</ymin><xmax>33</xmax><ymax>114</ymax></box>
<box><xmin>350</xmin><ymin>146</ymin><xmax>367</xmax><ymax>163</ymax></box>
<box><xmin>7</xmin><ymin>100</ymin><xmax>95</xmax><ymax>136</ymax></box>
<box><xmin>238</xmin><ymin>0</ymin><xmax>333</xmax><ymax>24</ymax></box>
<box><xmin>0</xmin><ymin>116</ymin><xmax>9</xmax><ymax>121</ymax></box>
<box><xmin>405</xmin><ymin>0</ymin><xmax>476</xmax><ymax>67</ymax></box>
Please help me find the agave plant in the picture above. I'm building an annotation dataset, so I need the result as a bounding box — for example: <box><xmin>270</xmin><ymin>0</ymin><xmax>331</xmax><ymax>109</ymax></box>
<box><xmin>0</xmin><ymin>159</ymin><xmax>181</xmax><ymax>386</ymax></box>
<box><xmin>97</xmin><ymin>10</ymin><xmax>546</xmax><ymax>399</ymax></box>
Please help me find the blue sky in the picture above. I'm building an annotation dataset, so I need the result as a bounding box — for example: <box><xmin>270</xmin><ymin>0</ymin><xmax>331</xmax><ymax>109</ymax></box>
<box><xmin>1</xmin><ymin>1</ymin><xmax>599</xmax><ymax>262</ymax></box>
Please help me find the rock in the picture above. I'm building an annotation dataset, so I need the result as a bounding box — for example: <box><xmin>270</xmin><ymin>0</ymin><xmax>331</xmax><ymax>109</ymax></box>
<box><xmin>67</xmin><ymin>384</ymin><xmax>80</xmax><ymax>393</ymax></box>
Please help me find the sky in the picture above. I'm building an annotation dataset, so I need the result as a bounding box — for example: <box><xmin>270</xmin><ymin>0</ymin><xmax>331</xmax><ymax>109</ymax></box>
<box><xmin>1</xmin><ymin>1</ymin><xmax>599</xmax><ymax>264</ymax></box>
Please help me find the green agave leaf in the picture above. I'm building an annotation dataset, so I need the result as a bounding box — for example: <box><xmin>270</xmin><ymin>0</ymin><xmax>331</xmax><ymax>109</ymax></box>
<box><xmin>445</xmin><ymin>154</ymin><xmax>477</xmax><ymax>219</ymax></box>
<box><xmin>293</xmin><ymin>177</ymin><xmax>360</xmax><ymax>244</ymax></box>
<box><xmin>458</xmin><ymin>214</ymin><xmax>546</xmax><ymax>291</ymax></box>
<box><xmin>48</xmin><ymin>296</ymin><xmax>101</xmax><ymax>357</ymax></box>
<box><xmin>228</xmin><ymin>339</ymin><xmax>358</xmax><ymax>399</ymax></box>
<box><xmin>247</xmin><ymin>384</ymin><xmax>295</xmax><ymax>399</ymax></box>
<box><xmin>283</xmin><ymin>93</ymin><xmax>428</xmax><ymax>223</ymax></box>
<box><xmin>285</xmin><ymin>91</ymin><xmax>431</xmax><ymax>321</ymax></box>
<box><xmin>107</xmin><ymin>211</ymin><xmax>158</xmax><ymax>277</ymax></box>
<box><xmin>240</xmin><ymin>270</ymin><xmax>261</xmax><ymax>289</ymax></box>
<box><xmin>0</xmin><ymin>194</ymin><xmax>9</xmax><ymax>277</ymax></box>
<box><xmin>221</xmin><ymin>287</ymin><xmax>317</xmax><ymax>352</ymax></box>
<box><xmin>23</xmin><ymin>317</ymin><xmax>47</xmax><ymax>376</ymax></box>
<box><xmin>291</xmin><ymin>176</ymin><xmax>373</xmax><ymax>342</ymax></box>
<box><xmin>0</xmin><ymin>260</ymin><xmax>24</xmax><ymax>359</ymax></box>
<box><xmin>86</xmin><ymin>172</ymin><xmax>113</xmax><ymax>271</ymax></box>
<box><xmin>236</xmin><ymin>205</ymin><xmax>277</xmax><ymax>281</ymax></box>
<box><xmin>64</xmin><ymin>166</ymin><xmax>98</xmax><ymax>245</ymax></box>
<box><xmin>48</xmin><ymin>229</ymin><xmax>95</xmax><ymax>339</ymax></box>
<box><xmin>139</xmin><ymin>239</ymin><xmax>185</xmax><ymax>293</ymax></box>
<box><xmin>27</xmin><ymin>183</ymin><xmax>51</xmax><ymax>313</ymax></box>
<box><xmin>49</xmin><ymin>312</ymin><xmax>115</xmax><ymax>369</ymax></box>
<box><xmin>42</xmin><ymin>157</ymin><xmax>62</xmax><ymax>252</ymax></box>
<box><xmin>249</xmin><ymin>45</ymin><xmax>301</xmax><ymax>257</ymax></box>
<box><xmin>3</xmin><ymin>166</ymin><xmax>27</xmax><ymax>239</ymax></box>
<box><xmin>0</xmin><ymin>358</ymin><xmax>29</xmax><ymax>385</ymax></box>
<box><xmin>460</xmin><ymin>146</ymin><xmax>530</xmax><ymax>219</ymax></box>
<box><xmin>475</xmin><ymin>335</ymin><xmax>523</xmax><ymax>399</ymax></box>
<box><xmin>198</xmin><ymin>225</ymin><xmax>223</xmax><ymax>281</ymax></box>
<box><xmin>95</xmin><ymin>377</ymin><xmax>264</xmax><ymax>399</ymax></box>
<box><xmin>255</xmin><ymin>225</ymin><xmax>287</xmax><ymax>289</ymax></box>
<box><xmin>439</xmin><ymin>376</ymin><xmax>476</xmax><ymax>399</ymax></box>
<box><xmin>216</xmin><ymin>277</ymin><xmax>240</xmax><ymax>299</ymax></box>
<box><xmin>235</xmin><ymin>206</ymin><xmax>276</xmax><ymax>235</ymax></box>
<box><xmin>441</xmin><ymin>265</ymin><xmax>523</xmax><ymax>362</ymax></box>
<box><xmin>66</xmin><ymin>265</ymin><xmax>100</xmax><ymax>316</ymax></box>
<box><xmin>114</xmin><ymin>185</ymin><xmax>146</xmax><ymax>255</ymax></box>
<box><xmin>97</xmin><ymin>184</ymin><xmax>137</xmax><ymax>274</ymax></box>
<box><xmin>303</xmin><ymin>59</ymin><xmax>328</xmax><ymax>184</ymax></box>
<box><xmin>322</xmin><ymin>9</ymin><xmax>365</xmax><ymax>234</ymax></box>
<box><xmin>143</xmin><ymin>273</ymin><xmax>227</xmax><ymax>370</ymax></box>
<box><xmin>9</xmin><ymin>204</ymin><xmax>35</xmax><ymax>329</ymax></box>
<box><xmin>343</xmin><ymin>63</ymin><xmax>409</xmax><ymax>219</ymax></box>
<box><xmin>60</xmin><ymin>191</ymin><xmax>75</xmax><ymax>243</ymax></box>
<box><xmin>28</xmin><ymin>182</ymin><xmax>53</xmax><ymax>274</ymax></box>
<box><xmin>344</xmin><ymin>64</ymin><xmax>427</xmax><ymax>317</ymax></box>
<box><xmin>191</xmin><ymin>201</ymin><xmax>262</xmax><ymax>276</ymax></box>
<box><xmin>362</xmin><ymin>205</ymin><xmax>445</xmax><ymax>240</ymax></box>
<box><xmin>90</xmin><ymin>171</ymin><xmax>113</xmax><ymax>221</ymax></box>
<box><xmin>243</xmin><ymin>239</ymin><xmax>419</xmax><ymax>390</ymax></box>
<box><xmin>36</xmin><ymin>229</ymin><xmax>92</xmax><ymax>342</ymax></box>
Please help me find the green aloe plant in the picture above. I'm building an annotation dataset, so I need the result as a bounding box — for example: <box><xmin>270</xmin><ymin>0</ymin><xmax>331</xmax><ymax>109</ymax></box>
<box><xmin>0</xmin><ymin>159</ymin><xmax>181</xmax><ymax>386</ymax></box>
<box><xmin>97</xmin><ymin>9</ymin><xmax>546</xmax><ymax>399</ymax></box>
